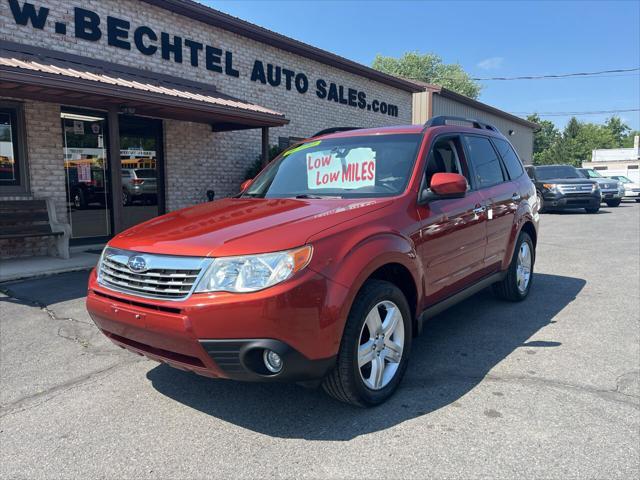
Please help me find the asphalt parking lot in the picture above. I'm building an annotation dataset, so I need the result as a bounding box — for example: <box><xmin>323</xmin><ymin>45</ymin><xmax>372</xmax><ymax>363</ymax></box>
<box><xmin>1</xmin><ymin>202</ymin><xmax>639</xmax><ymax>479</ymax></box>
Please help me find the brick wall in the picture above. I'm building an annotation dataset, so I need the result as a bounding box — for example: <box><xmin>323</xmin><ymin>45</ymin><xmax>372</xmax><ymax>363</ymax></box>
<box><xmin>0</xmin><ymin>99</ymin><xmax>65</xmax><ymax>259</ymax></box>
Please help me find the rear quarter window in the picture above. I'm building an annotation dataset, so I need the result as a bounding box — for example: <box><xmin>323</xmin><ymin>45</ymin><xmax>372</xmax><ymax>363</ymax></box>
<box><xmin>463</xmin><ymin>135</ymin><xmax>505</xmax><ymax>188</ymax></box>
<box><xmin>493</xmin><ymin>138</ymin><xmax>524</xmax><ymax>179</ymax></box>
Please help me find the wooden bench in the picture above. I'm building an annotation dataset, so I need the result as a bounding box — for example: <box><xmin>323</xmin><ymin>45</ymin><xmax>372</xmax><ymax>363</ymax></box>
<box><xmin>0</xmin><ymin>199</ymin><xmax>71</xmax><ymax>259</ymax></box>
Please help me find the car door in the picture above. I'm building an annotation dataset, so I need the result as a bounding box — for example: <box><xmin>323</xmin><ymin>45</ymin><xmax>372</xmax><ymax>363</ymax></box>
<box><xmin>463</xmin><ymin>135</ymin><xmax>514</xmax><ymax>271</ymax></box>
<box><xmin>416</xmin><ymin>135</ymin><xmax>488</xmax><ymax>305</ymax></box>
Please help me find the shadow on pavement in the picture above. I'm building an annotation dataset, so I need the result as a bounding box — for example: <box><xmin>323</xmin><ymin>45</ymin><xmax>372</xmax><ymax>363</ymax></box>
<box><xmin>0</xmin><ymin>270</ymin><xmax>91</xmax><ymax>306</ymax></box>
<box><xmin>147</xmin><ymin>272</ymin><xmax>585</xmax><ymax>441</ymax></box>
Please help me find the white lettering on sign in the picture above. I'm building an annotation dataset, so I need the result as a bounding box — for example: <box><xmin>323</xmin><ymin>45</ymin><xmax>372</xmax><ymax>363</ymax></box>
<box><xmin>306</xmin><ymin>148</ymin><xmax>376</xmax><ymax>190</ymax></box>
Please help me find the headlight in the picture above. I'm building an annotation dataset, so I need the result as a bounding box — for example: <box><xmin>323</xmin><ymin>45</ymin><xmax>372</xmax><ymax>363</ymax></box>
<box><xmin>194</xmin><ymin>246</ymin><xmax>313</xmax><ymax>293</ymax></box>
<box><xmin>542</xmin><ymin>183</ymin><xmax>558</xmax><ymax>192</ymax></box>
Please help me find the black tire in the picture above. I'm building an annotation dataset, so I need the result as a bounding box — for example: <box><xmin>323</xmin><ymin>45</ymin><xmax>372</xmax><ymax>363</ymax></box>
<box><xmin>636</xmin><ymin>199</ymin><xmax>640</xmax><ymax>203</ymax></box>
<box><xmin>72</xmin><ymin>190</ymin><xmax>87</xmax><ymax>210</ymax></box>
<box><xmin>322</xmin><ymin>279</ymin><xmax>412</xmax><ymax>407</ymax></box>
<box><xmin>122</xmin><ymin>189</ymin><xmax>131</xmax><ymax>206</ymax></box>
<box><xmin>536</xmin><ymin>191</ymin><xmax>547</xmax><ymax>213</ymax></box>
<box><xmin>585</xmin><ymin>207</ymin><xmax>600</xmax><ymax>214</ymax></box>
<box><xmin>605</xmin><ymin>199</ymin><xmax>621</xmax><ymax>207</ymax></box>
<box><xmin>493</xmin><ymin>232</ymin><xmax>535</xmax><ymax>302</ymax></box>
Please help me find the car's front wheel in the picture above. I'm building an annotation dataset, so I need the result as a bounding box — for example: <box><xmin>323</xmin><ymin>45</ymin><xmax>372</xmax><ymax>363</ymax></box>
<box><xmin>605</xmin><ymin>199</ymin><xmax>621</xmax><ymax>207</ymax></box>
<box><xmin>322</xmin><ymin>280</ymin><xmax>412</xmax><ymax>407</ymax></box>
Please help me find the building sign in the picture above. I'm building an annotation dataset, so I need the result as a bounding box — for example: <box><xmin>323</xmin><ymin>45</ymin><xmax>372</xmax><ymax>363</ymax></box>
<box><xmin>7</xmin><ymin>0</ymin><xmax>400</xmax><ymax>117</ymax></box>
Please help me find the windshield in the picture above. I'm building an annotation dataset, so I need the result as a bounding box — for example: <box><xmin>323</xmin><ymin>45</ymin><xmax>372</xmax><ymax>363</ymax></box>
<box><xmin>243</xmin><ymin>134</ymin><xmax>421</xmax><ymax>199</ymax></box>
<box><xmin>535</xmin><ymin>166</ymin><xmax>581</xmax><ymax>180</ymax></box>
<box><xmin>579</xmin><ymin>168</ymin><xmax>602</xmax><ymax>178</ymax></box>
<box><xmin>613</xmin><ymin>176</ymin><xmax>631</xmax><ymax>183</ymax></box>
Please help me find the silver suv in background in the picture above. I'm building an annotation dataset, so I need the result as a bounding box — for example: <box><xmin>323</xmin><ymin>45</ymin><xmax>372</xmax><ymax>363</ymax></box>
<box><xmin>607</xmin><ymin>175</ymin><xmax>640</xmax><ymax>202</ymax></box>
<box><xmin>121</xmin><ymin>168</ymin><xmax>158</xmax><ymax>206</ymax></box>
<box><xmin>577</xmin><ymin>168</ymin><xmax>623</xmax><ymax>207</ymax></box>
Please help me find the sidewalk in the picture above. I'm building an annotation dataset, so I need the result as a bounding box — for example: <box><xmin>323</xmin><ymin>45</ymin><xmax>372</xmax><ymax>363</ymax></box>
<box><xmin>0</xmin><ymin>252</ymin><xmax>99</xmax><ymax>283</ymax></box>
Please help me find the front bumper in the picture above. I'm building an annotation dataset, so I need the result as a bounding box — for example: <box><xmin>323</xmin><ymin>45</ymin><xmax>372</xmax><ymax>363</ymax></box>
<box><xmin>542</xmin><ymin>192</ymin><xmax>601</xmax><ymax>210</ymax></box>
<box><xmin>599</xmin><ymin>190</ymin><xmax>623</xmax><ymax>202</ymax></box>
<box><xmin>86</xmin><ymin>267</ymin><xmax>346</xmax><ymax>382</ymax></box>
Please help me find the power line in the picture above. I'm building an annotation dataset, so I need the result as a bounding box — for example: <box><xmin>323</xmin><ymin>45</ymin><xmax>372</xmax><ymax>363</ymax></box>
<box><xmin>472</xmin><ymin>67</ymin><xmax>640</xmax><ymax>81</ymax></box>
<box><xmin>510</xmin><ymin>108</ymin><xmax>640</xmax><ymax>117</ymax></box>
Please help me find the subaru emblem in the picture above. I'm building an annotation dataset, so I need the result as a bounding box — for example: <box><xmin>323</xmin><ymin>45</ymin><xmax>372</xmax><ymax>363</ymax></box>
<box><xmin>127</xmin><ymin>255</ymin><xmax>147</xmax><ymax>273</ymax></box>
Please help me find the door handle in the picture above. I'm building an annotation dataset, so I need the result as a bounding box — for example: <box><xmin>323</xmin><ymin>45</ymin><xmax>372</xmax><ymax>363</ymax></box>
<box><xmin>511</xmin><ymin>193</ymin><xmax>521</xmax><ymax>201</ymax></box>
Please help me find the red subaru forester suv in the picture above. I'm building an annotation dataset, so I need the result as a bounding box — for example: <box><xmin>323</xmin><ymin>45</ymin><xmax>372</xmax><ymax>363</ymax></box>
<box><xmin>86</xmin><ymin>116</ymin><xmax>539</xmax><ymax>407</ymax></box>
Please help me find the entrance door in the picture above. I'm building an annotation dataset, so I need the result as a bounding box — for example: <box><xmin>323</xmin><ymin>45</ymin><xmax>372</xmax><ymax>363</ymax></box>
<box><xmin>119</xmin><ymin>116</ymin><xmax>164</xmax><ymax>231</ymax></box>
<box><xmin>62</xmin><ymin>110</ymin><xmax>111</xmax><ymax>241</ymax></box>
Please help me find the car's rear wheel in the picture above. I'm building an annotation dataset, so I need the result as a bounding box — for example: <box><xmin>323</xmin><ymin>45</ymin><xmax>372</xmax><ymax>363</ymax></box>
<box><xmin>586</xmin><ymin>207</ymin><xmax>600</xmax><ymax>213</ymax></box>
<box><xmin>493</xmin><ymin>231</ymin><xmax>534</xmax><ymax>302</ymax></box>
<box><xmin>322</xmin><ymin>279</ymin><xmax>412</xmax><ymax>407</ymax></box>
<box><xmin>605</xmin><ymin>199</ymin><xmax>621</xmax><ymax>207</ymax></box>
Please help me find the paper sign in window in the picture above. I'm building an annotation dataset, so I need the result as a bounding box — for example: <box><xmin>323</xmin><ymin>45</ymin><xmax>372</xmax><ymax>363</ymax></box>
<box><xmin>306</xmin><ymin>148</ymin><xmax>376</xmax><ymax>190</ymax></box>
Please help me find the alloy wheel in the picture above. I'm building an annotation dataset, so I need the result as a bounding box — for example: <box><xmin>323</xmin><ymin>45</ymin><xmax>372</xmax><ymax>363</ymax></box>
<box><xmin>357</xmin><ymin>300</ymin><xmax>405</xmax><ymax>390</ymax></box>
<box><xmin>516</xmin><ymin>242</ymin><xmax>532</xmax><ymax>293</ymax></box>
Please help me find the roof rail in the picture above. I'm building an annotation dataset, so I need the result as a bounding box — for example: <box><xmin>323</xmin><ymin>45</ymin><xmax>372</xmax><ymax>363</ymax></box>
<box><xmin>312</xmin><ymin>127</ymin><xmax>361</xmax><ymax>137</ymax></box>
<box><xmin>424</xmin><ymin>116</ymin><xmax>498</xmax><ymax>132</ymax></box>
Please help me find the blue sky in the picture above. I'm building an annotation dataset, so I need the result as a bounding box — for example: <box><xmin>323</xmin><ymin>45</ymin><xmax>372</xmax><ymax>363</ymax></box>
<box><xmin>205</xmin><ymin>0</ymin><xmax>640</xmax><ymax>131</ymax></box>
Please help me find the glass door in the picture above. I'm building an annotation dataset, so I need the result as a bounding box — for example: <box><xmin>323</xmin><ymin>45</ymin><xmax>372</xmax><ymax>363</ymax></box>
<box><xmin>119</xmin><ymin>116</ymin><xmax>163</xmax><ymax>230</ymax></box>
<box><xmin>62</xmin><ymin>110</ymin><xmax>111</xmax><ymax>240</ymax></box>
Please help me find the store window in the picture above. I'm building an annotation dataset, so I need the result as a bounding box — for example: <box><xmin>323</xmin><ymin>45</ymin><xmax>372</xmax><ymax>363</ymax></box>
<box><xmin>0</xmin><ymin>104</ymin><xmax>28</xmax><ymax>194</ymax></box>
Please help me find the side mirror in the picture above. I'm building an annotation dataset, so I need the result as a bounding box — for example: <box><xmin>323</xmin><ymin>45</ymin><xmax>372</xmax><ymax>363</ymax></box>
<box><xmin>240</xmin><ymin>179</ymin><xmax>253</xmax><ymax>192</ymax></box>
<box><xmin>421</xmin><ymin>173</ymin><xmax>468</xmax><ymax>202</ymax></box>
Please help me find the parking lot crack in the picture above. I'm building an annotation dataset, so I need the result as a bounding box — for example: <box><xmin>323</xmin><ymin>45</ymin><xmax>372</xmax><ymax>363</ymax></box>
<box><xmin>0</xmin><ymin>359</ymin><xmax>142</xmax><ymax>418</ymax></box>
<box><xmin>0</xmin><ymin>288</ymin><xmax>94</xmax><ymax>326</ymax></box>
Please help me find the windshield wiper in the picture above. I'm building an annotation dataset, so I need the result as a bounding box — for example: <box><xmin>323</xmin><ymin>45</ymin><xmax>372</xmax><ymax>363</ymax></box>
<box><xmin>294</xmin><ymin>194</ymin><xmax>342</xmax><ymax>199</ymax></box>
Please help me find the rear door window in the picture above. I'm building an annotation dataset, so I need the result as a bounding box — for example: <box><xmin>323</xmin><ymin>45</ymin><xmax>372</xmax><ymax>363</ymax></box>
<box><xmin>463</xmin><ymin>135</ymin><xmax>505</xmax><ymax>188</ymax></box>
<box><xmin>492</xmin><ymin>138</ymin><xmax>524</xmax><ymax>179</ymax></box>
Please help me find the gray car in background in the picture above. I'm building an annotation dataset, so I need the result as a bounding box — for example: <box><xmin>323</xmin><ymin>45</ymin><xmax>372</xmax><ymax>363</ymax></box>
<box><xmin>121</xmin><ymin>168</ymin><xmax>158</xmax><ymax>206</ymax></box>
<box><xmin>577</xmin><ymin>168</ymin><xmax>623</xmax><ymax>207</ymax></box>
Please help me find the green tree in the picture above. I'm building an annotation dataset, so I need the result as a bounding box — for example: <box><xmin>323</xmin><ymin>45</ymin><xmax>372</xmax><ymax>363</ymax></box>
<box><xmin>534</xmin><ymin>118</ymin><xmax>616</xmax><ymax>166</ymax></box>
<box><xmin>604</xmin><ymin>116</ymin><xmax>630</xmax><ymax>146</ymax></box>
<box><xmin>372</xmin><ymin>51</ymin><xmax>481</xmax><ymax>99</ymax></box>
<box><xmin>622</xmin><ymin>131</ymin><xmax>640</xmax><ymax>148</ymax></box>
<box><xmin>527</xmin><ymin>114</ymin><xmax>560</xmax><ymax>164</ymax></box>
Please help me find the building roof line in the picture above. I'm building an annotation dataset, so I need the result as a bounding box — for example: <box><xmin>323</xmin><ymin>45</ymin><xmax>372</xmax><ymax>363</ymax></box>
<box><xmin>139</xmin><ymin>0</ymin><xmax>423</xmax><ymax>93</ymax></box>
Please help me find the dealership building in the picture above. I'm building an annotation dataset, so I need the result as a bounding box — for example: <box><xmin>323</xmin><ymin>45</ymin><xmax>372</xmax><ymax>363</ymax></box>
<box><xmin>0</xmin><ymin>0</ymin><xmax>537</xmax><ymax>260</ymax></box>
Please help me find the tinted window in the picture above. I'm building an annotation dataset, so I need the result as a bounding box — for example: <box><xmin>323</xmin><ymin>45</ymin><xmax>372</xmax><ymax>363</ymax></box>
<box><xmin>493</xmin><ymin>138</ymin><xmax>523</xmax><ymax>179</ymax></box>
<box><xmin>535</xmin><ymin>166</ymin><xmax>581</xmax><ymax>180</ymax></box>
<box><xmin>464</xmin><ymin>136</ymin><xmax>505</xmax><ymax>188</ymax></box>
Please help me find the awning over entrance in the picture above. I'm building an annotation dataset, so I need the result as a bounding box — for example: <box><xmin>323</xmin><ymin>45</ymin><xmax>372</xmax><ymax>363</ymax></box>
<box><xmin>0</xmin><ymin>40</ymin><xmax>288</xmax><ymax>131</ymax></box>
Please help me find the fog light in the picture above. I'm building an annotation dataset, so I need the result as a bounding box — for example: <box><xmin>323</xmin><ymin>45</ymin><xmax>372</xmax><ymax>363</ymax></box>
<box><xmin>263</xmin><ymin>349</ymin><xmax>283</xmax><ymax>373</ymax></box>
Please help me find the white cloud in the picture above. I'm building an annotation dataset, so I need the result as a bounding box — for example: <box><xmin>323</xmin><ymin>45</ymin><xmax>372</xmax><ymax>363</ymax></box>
<box><xmin>477</xmin><ymin>57</ymin><xmax>504</xmax><ymax>70</ymax></box>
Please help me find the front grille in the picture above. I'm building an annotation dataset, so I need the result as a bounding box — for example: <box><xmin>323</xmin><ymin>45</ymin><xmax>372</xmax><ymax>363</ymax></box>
<box><xmin>558</xmin><ymin>184</ymin><xmax>593</xmax><ymax>194</ymax></box>
<box><xmin>98</xmin><ymin>248</ymin><xmax>210</xmax><ymax>300</ymax></box>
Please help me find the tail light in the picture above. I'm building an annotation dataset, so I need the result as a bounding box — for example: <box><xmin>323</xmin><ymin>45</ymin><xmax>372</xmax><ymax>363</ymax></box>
<box><xmin>132</xmin><ymin>178</ymin><xmax>145</xmax><ymax>185</ymax></box>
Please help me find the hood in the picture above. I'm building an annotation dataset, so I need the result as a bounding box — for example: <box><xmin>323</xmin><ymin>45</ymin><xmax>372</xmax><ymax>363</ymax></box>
<box><xmin>109</xmin><ymin>197</ymin><xmax>392</xmax><ymax>257</ymax></box>
<box><xmin>591</xmin><ymin>178</ymin><xmax>619</xmax><ymax>188</ymax></box>
<box><xmin>536</xmin><ymin>178</ymin><xmax>595</xmax><ymax>185</ymax></box>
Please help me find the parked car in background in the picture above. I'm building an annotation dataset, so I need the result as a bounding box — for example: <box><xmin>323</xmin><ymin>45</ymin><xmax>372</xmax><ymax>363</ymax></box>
<box><xmin>526</xmin><ymin>165</ymin><xmax>601</xmax><ymax>214</ymax></box>
<box><xmin>577</xmin><ymin>168</ymin><xmax>623</xmax><ymax>207</ymax></box>
<box><xmin>86</xmin><ymin>116</ymin><xmax>539</xmax><ymax>407</ymax></box>
<box><xmin>607</xmin><ymin>175</ymin><xmax>640</xmax><ymax>202</ymax></box>
<box><xmin>121</xmin><ymin>168</ymin><xmax>158</xmax><ymax>206</ymax></box>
